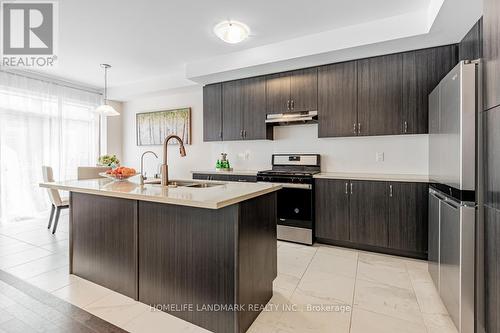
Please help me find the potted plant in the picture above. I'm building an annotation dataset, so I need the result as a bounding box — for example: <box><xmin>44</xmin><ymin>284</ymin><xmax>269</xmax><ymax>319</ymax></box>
<box><xmin>98</xmin><ymin>154</ymin><xmax>120</xmax><ymax>168</ymax></box>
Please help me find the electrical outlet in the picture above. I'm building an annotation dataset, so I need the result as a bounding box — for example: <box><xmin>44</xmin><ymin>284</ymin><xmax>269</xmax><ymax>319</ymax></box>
<box><xmin>375</xmin><ymin>152</ymin><xmax>384</xmax><ymax>162</ymax></box>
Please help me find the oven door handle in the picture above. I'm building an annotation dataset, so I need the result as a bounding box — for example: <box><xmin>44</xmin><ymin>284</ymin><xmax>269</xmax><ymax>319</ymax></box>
<box><xmin>258</xmin><ymin>182</ymin><xmax>312</xmax><ymax>190</ymax></box>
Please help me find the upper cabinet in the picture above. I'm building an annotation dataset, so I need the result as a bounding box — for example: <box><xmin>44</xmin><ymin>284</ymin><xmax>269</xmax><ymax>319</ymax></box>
<box><xmin>265</xmin><ymin>72</ymin><xmax>290</xmax><ymax>114</ymax></box>
<box><xmin>318</xmin><ymin>61</ymin><xmax>358</xmax><ymax>137</ymax></box>
<box><xmin>266</xmin><ymin>68</ymin><xmax>317</xmax><ymax>114</ymax></box>
<box><xmin>241</xmin><ymin>77</ymin><xmax>270</xmax><ymax>140</ymax></box>
<box><xmin>484</xmin><ymin>4</ymin><xmax>500</xmax><ymax>110</ymax></box>
<box><xmin>357</xmin><ymin>53</ymin><xmax>403</xmax><ymax>136</ymax></box>
<box><xmin>317</xmin><ymin>46</ymin><xmax>458</xmax><ymax>138</ymax></box>
<box><xmin>402</xmin><ymin>45</ymin><xmax>458</xmax><ymax>134</ymax></box>
<box><xmin>222</xmin><ymin>80</ymin><xmax>244</xmax><ymax>141</ymax></box>
<box><xmin>458</xmin><ymin>18</ymin><xmax>483</xmax><ymax>62</ymax></box>
<box><xmin>203</xmin><ymin>84</ymin><xmax>222</xmax><ymax>141</ymax></box>
<box><xmin>203</xmin><ymin>44</ymin><xmax>459</xmax><ymax>142</ymax></box>
<box><xmin>222</xmin><ymin>77</ymin><xmax>272</xmax><ymax>141</ymax></box>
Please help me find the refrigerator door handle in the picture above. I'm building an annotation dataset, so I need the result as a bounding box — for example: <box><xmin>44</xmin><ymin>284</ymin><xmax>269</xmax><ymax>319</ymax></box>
<box><xmin>442</xmin><ymin>198</ymin><xmax>460</xmax><ymax>210</ymax></box>
<box><xmin>429</xmin><ymin>189</ymin><xmax>446</xmax><ymax>201</ymax></box>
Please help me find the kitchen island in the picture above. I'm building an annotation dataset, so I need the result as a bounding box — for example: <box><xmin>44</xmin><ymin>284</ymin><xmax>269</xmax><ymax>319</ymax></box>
<box><xmin>40</xmin><ymin>178</ymin><xmax>281</xmax><ymax>333</ymax></box>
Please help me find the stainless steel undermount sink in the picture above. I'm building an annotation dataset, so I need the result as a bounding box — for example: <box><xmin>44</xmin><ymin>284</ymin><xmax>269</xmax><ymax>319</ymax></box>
<box><xmin>185</xmin><ymin>183</ymin><xmax>223</xmax><ymax>188</ymax></box>
<box><xmin>150</xmin><ymin>180</ymin><xmax>224</xmax><ymax>188</ymax></box>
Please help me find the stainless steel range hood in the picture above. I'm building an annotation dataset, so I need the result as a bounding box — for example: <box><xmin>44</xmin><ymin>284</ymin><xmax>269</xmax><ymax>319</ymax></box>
<box><xmin>265</xmin><ymin>110</ymin><xmax>318</xmax><ymax>125</ymax></box>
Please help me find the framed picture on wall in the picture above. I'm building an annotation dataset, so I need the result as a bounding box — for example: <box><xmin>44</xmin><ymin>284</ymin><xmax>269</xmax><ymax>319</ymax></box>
<box><xmin>136</xmin><ymin>107</ymin><xmax>191</xmax><ymax>146</ymax></box>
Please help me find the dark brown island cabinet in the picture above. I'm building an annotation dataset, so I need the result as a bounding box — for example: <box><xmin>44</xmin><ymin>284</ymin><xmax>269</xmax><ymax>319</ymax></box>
<box><xmin>69</xmin><ymin>191</ymin><xmax>277</xmax><ymax>333</ymax></box>
<box><xmin>315</xmin><ymin>178</ymin><xmax>429</xmax><ymax>259</ymax></box>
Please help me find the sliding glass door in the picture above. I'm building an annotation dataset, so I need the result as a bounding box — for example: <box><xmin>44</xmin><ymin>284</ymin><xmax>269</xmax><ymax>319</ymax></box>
<box><xmin>0</xmin><ymin>71</ymin><xmax>101</xmax><ymax>221</ymax></box>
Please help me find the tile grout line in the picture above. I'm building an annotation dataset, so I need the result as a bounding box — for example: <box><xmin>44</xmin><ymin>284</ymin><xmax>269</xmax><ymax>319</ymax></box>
<box><xmin>406</xmin><ymin>262</ymin><xmax>436</xmax><ymax>333</ymax></box>
<box><xmin>348</xmin><ymin>253</ymin><xmax>359</xmax><ymax>333</ymax></box>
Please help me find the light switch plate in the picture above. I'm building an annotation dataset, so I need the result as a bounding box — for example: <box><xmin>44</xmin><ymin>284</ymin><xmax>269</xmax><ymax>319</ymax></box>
<box><xmin>376</xmin><ymin>152</ymin><xmax>384</xmax><ymax>162</ymax></box>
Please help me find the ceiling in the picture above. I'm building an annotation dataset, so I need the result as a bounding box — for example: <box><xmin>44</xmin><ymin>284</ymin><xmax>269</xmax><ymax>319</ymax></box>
<box><xmin>23</xmin><ymin>0</ymin><xmax>481</xmax><ymax>100</ymax></box>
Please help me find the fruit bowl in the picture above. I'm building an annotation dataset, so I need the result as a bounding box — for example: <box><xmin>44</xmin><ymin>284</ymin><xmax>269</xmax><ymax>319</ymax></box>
<box><xmin>99</xmin><ymin>167</ymin><xmax>138</xmax><ymax>182</ymax></box>
<box><xmin>99</xmin><ymin>172</ymin><xmax>138</xmax><ymax>181</ymax></box>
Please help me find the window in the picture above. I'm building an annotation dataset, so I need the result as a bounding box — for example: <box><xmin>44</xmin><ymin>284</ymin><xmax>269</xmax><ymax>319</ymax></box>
<box><xmin>0</xmin><ymin>71</ymin><xmax>101</xmax><ymax>221</ymax></box>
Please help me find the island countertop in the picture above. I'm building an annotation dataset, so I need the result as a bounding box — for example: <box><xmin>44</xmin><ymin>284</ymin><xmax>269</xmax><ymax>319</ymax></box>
<box><xmin>40</xmin><ymin>178</ymin><xmax>282</xmax><ymax>209</ymax></box>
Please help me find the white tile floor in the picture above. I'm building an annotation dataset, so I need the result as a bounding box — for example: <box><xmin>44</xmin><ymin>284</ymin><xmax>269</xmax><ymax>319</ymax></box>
<box><xmin>0</xmin><ymin>213</ymin><xmax>458</xmax><ymax>333</ymax></box>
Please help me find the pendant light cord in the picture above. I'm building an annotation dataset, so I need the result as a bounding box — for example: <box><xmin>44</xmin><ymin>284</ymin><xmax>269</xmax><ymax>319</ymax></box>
<box><xmin>103</xmin><ymin>66</ymin><xmax>107</xmax><ymax>103</ymax></box>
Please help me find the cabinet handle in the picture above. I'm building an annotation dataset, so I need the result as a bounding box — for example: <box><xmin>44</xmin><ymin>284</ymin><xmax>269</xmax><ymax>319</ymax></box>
<box><xmin>287</xmin><ymin>100</ymin><xmax>290</xmax><ymax>110</ymax></box>
<box><xmin>219</xmin><ymin>131</ymin><xmax>222</xmax><ymax>139</ymax></box>
<box><xmin>404</xmin><ymin>121</ymin><xmax>408</xmax><ymax>134</ymax></box>
<box><xmin>240</xmin><ymin>129</ymin><xmax>244</xmax><ymax>138</ymax></box>
<box><xmin>291</xmin><ymin>100</ymin><xmax>294</xmax><ymax>110</ymax></box>
<box><xmin>243</xmin><ymin>129</ymin><xmax>247</xmax><ymax>138</ymax></box>
<box><xmin>358</xmin><ymin>123</ymin><xmax>361</xmax><ymax>134</ymax></box>
<box><xmin>350</xmin><ymin>182</ymin><xmax>353</xmax><ymax>194</ymax></box>
<box><xmin>389</xmin><ymin>185</ymin><xmax>393</xmax><ymax>197</ymax></box>
<box><xmin>345</xmin><ymin>182</ymin><xmax>349</xmax><ymax>194</ymax></box>
<box><xmin>353</xmin><ymin>123</ymin><xmax>357</xmax><ymax>134</ymax></box>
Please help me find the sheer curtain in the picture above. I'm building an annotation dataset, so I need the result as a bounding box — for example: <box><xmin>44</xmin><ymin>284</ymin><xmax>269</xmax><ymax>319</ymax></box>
<box><xmin>0</xmin><ymin>71</ymin><xmax>102</xmax><ymax>222</ymax></box>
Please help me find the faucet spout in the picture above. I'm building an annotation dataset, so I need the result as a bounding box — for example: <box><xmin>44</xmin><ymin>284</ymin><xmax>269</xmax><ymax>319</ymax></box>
<box><xmin>161</xmin><ymin>134</ymin><xmax>187</xmax><ymax>186</ymax></box>
<box><xmin>140</xmin><ymin>151</ymin><xmax>158</xmax><ymax>185</ymax></box>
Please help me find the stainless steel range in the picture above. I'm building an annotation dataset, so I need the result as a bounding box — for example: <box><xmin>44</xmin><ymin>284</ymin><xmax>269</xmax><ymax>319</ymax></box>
<box><xmin>257</xmin><ymin>154</ymin><xmax>320</xmax><ymax>245</ymax></box>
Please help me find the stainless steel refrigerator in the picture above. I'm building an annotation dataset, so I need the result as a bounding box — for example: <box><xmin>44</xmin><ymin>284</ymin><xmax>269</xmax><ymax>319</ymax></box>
<box><xmin>428</xmin><ymin>60</ymin><xmax>479</xmax><ymax>333</ymax></box>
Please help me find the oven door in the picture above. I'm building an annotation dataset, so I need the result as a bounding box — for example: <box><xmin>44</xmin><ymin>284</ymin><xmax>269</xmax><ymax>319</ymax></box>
<box><xmin>276</xmin><ymin>184</ymin><xmax>313</xmax><ymax>229</ymax></box>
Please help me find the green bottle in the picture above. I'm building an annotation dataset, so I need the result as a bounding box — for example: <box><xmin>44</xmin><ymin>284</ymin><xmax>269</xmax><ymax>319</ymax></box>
<box><xmin>216</xmin><ymin>159</ymin><xmax>221</xmax><ymax>169</ymax></box>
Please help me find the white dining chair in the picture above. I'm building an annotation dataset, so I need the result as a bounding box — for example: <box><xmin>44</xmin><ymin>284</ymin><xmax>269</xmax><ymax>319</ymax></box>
<box><xmin>77</xmin><ymin>166</ymin><xmax>111</xmax><ymax>180</ymax></box>
<box><xmin>42</xmin><ymin>166</ymin><xmax>69</xmax><ymax>234</ymax></box>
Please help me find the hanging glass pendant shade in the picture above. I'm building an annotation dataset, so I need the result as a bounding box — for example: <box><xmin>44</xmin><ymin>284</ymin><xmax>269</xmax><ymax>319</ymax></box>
<box><xmin>96</xmin><ymin>64</ymin><xmax>119</xmax><ymax>116</ymax></box>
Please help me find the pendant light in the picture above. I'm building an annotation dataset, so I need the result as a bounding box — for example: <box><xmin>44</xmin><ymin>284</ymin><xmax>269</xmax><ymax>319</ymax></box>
<box><xmin>96</xmin><ymin>64</ymin><xmax>119</xmax><ymax>116</ymax></box>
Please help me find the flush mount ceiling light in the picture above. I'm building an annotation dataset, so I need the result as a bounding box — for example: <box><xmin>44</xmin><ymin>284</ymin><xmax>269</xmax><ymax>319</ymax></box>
<box><xmin>96</xmin><ymin>64</ymin><xmax>119</xmax><ymax>116</ymax></box>
<box><xmin>213</xmin><ymin>20</ymin><xmax>250</xmax><ymax>44</ymax></box>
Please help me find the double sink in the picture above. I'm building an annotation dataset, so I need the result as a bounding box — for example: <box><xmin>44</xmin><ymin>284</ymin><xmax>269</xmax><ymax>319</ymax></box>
<box><xmin>146</xmin><ymin>179</ymin><xmax>224</xmax><ymax>188</ymax></box>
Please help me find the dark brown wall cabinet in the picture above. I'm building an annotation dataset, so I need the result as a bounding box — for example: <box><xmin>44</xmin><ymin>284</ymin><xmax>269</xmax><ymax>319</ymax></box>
<box><xmin>402</xmin><ymin>45</ymin><xmax>458</xmax><ymax>134</ymax></box>
<box><xmin>266</xmin><ymin>68</ymin><xmax>318</xmax><ymax>114</ymax></box>
<box><xmin>222</xmin><ymin>77</ymin><xmax>272</xmax><ymax>141</ymax></box>
<box><xmin>459</xmin><ymin>18</ymin><xmax>483</xmax><ymax>62</ymax></box>
<box><xmin>318</xmin><ymin>62</ymin><xmax>358</xmax><ymax>137</ymax></box>
<box><xmin>317</xmin><ymin>45</ymin><xmax>457</xmax><ymax>137</ymax></box>
<box><xmin>483</xmin><ymin>0</ymin><xmax>500</xmax><ymax>330</ymax></box>
<box><xmin>203</xmin><ymin>83</ymin><xmax>222</xmax><ymax>141</ymax></box>
<box><xmin>484</xmin><ymin>3</ymin><xmax>500</xmax><ymax>110</ymax></box>
<box><xmin>357</xmin><ymin>54</ymin><xmax>403</xmax><ymax>136</ymax></box>
<box><xmin>315</xmin><ymin>178</ymin><xmax>428</xmax><ymax>258</ymax></box>
<box><xmin>204</xmin><ymin>44</ymin><xmax>458</xmax><ymax>141</ymax></box>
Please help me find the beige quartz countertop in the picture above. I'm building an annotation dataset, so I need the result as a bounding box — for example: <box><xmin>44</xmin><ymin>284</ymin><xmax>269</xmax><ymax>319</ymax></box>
<box><xmin>313</xmin><ymin>172</ymin><xmax>429</xmax><ymax>183</ymax></box>
<box><xmin>190</xmin><ymin>170</ymin><xmax>260</xmax><ymax>176</ymax></box>
<box><xmin>40</xmin><ymin>178</ymin><xmax>281</xmax><ymax>209</ymax></box>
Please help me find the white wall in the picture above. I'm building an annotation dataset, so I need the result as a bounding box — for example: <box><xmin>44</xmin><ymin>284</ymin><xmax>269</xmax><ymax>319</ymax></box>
<box><xmin>122</xmin><ymin>86</ymin><xmax>429</xmax><ymax>180</ymax></box>
<box><xmin>105</xmin><ymin>100</ymin><xmax>123</xmax><ymax>161</ymax></box>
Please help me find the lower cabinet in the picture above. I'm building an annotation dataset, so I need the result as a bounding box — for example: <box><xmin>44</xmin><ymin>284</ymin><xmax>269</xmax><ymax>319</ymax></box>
<box><xmin>315</xmin><ymin>179</ymin><xmax>350</xmax><ymax>242</ymax></box>
<box><xmin>349</xmin><ymin>180</ymin><xmax>389</xmax><ymax>247</ymax></box>
<box><xmin>192</xmin><ymin>173</ymin><xmax>257</xmax><ymax>182</ymax></box>
<box><xmin>315</xmin><ymin>178</ymin><xmax>428</xmax><ymax>258</ymax></box>
<box><xmin>388</xmin><ymin>182</ymin><xmax>429</xmax><ymax>253</ymax></box>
